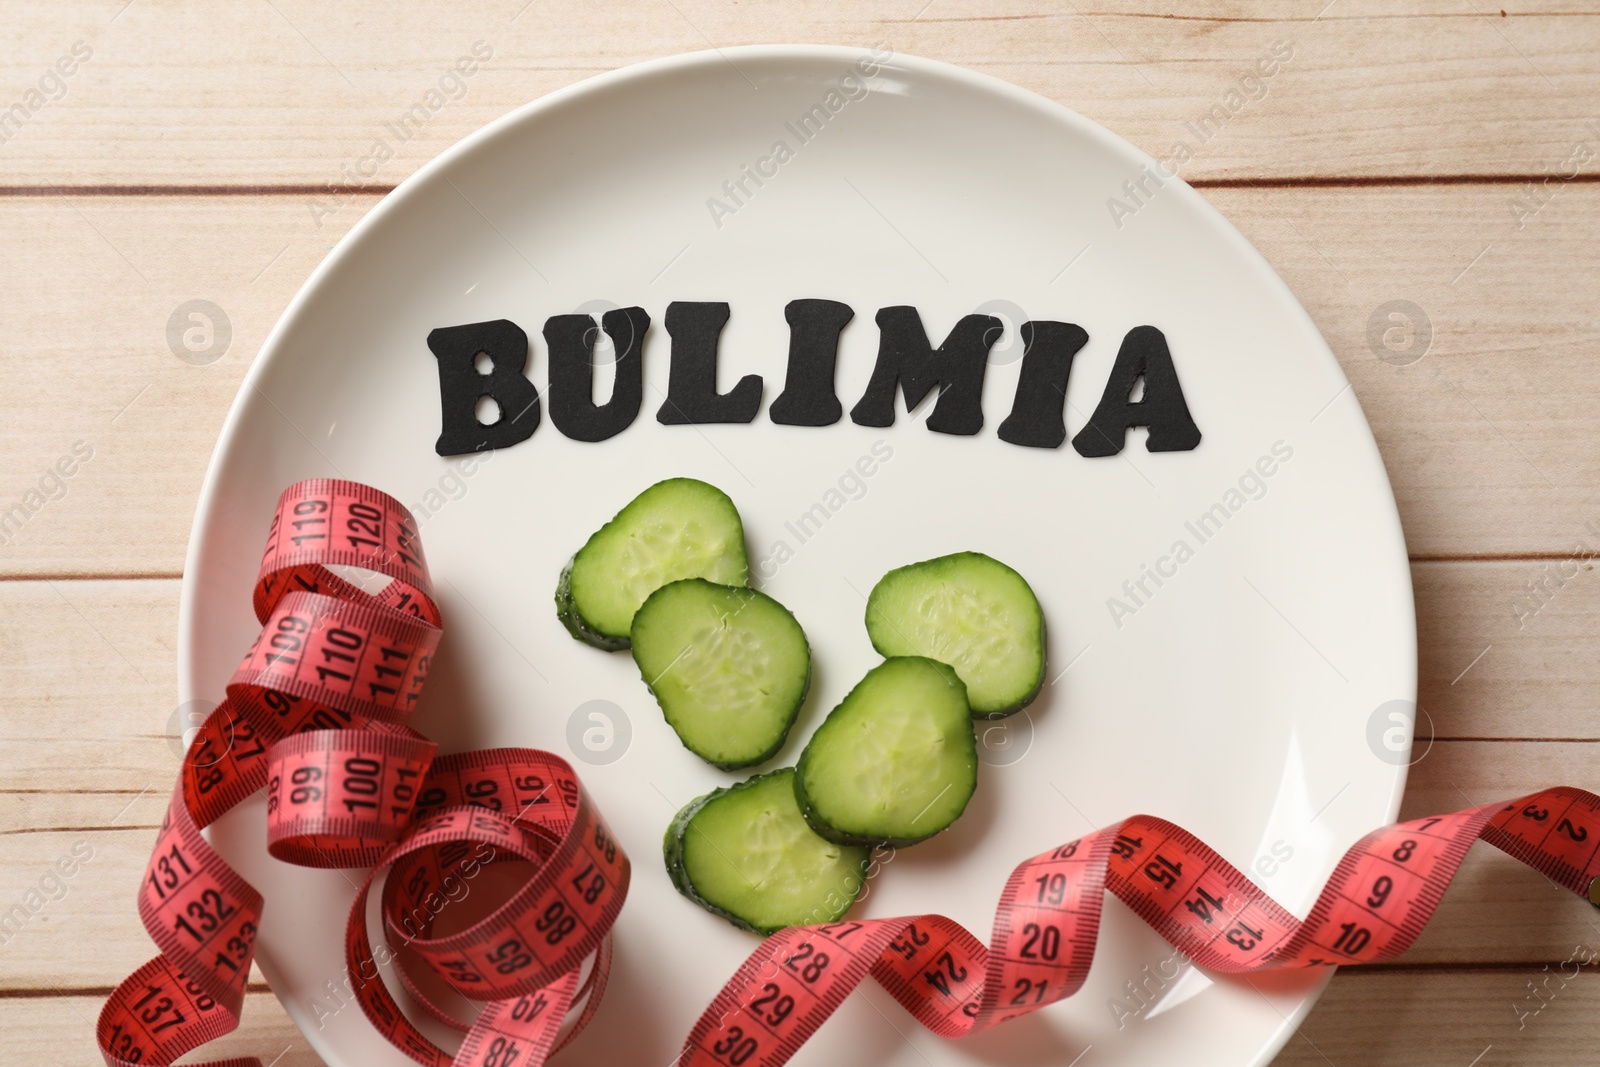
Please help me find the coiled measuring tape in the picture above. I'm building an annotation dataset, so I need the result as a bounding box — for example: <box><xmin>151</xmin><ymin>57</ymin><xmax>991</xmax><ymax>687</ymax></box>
<box><xmin>100</xmin><ymin>479</ymin><xmax>1600</xmax><ymax>1066</ymax></box>
<box><xmin>98</xmin><ymin>480</ymin><xmax>629</xmax><ymax>1067</ymax></box>
<box><xmin>675</xmin><ymin>792</ymin><xmax>1600</xmax><ymax>1065</ymax></box>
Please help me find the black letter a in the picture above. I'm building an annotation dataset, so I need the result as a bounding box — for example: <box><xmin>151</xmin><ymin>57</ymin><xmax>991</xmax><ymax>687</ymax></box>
<box><xmin>1072</xmin><ymin>326</ymin><xmax>1201</xmax><ymax>456</ymax></box>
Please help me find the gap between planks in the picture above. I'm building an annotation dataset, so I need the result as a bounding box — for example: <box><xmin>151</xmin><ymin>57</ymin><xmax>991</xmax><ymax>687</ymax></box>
<box><xmin>0</xmin><ymin>552</ymin><xmax>1587</xmax><ymax>585</ymax></box>
<box><xmin>0</xmin><ymin>983</ymin><xmax>274</xmax><ymax>999</ymax></box>
<box><xmin>0</xmin><ymin>173</ymin><xmax>1598</xmax><ymax>199</ymax></box>
<box><xmin>3</xmin><ymin>963</ymin><xmax>1596</xmax><ymax>999</ymax></box>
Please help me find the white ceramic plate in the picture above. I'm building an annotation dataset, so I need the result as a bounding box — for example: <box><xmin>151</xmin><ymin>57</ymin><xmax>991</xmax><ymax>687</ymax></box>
<box><xmin>180</xmin><ymin>46</ymin><xmax>1415</xmax><ymax>1067</ymax></box>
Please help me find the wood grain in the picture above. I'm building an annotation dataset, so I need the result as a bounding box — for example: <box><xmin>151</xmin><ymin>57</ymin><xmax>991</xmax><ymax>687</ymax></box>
<box><xmin>2</xmin><ymin>576</ymin><xmax>1597</xmax><ymax>991</ymax></box>
<box><xmin>1</xmin><ymin>561</ymin><xmax>1595</xmax><ymax>798</ymax></box>
<box><xmin>0</xmin><ymin>990</ymin><xmax>320</xmax><ymax>1067</ymax></box>
<box><xmin>1275</xmin><ymin>967</ymin><xmax>1600</xmax><ymax>1066</ymax></box>
<box><xmin>1416</xmin><ymin>562</ymin><xmax>1600</xmax><ymax>741</ymax></box>
<box><xmin>0</xmin><ymin>184</ymin><xmax>1597</xmax><ymax>576</ymax></box>
<box><xmin>3</xmin><ymin>3</ymin><xmax>1595</xmax><ymax>1063</ymax></box>
<box><xmin>9</xmin><ymin>968</ymin><xmax>1600</xmax><ymax>1067</ymax></box>
<box><xmin>0</xmin><ymin>580</ymin><xmax>178</xmax><ymax>789</ymax></box>
<box><xmin>10</xmin><ymin>740</ymin><xmax>1600</xmax><ymax>990</ymax></box>
<box><xmin>10</xmin><ymin>968</ymin><xmax>1600</xmax><ymax>1067</ymax></box>
<box><xmin>2</xmin><ymin>2</ymin><xmax>1596</xmax><ymax>186</ymax></box>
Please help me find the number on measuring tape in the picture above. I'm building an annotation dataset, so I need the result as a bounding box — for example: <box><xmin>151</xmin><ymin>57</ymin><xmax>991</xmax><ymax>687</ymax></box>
<box><xmin>100</xmin><ymin>479</ymin><xmax>1600</xmax><ymax>1067</ymax></box>
<box><xmin>101</xmin><ymin>481</ymin><xmax>629</xmax><ymax>1067</ymax></box>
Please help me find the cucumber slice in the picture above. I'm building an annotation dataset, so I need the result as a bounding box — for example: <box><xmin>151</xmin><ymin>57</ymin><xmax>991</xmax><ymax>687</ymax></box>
<box><xmin>795</xmin><ymin>657</ymin><xmax>977</xmax><ymax>847</ymax></box>
<box><xmin>864</xmin><ymin>551</ymin><xmax>1046</xmax><ymax>718</ymax></box>
<box><xmin>557</xmin><ymin>478</ymin><xmax>749</xmax><ymax>650</ymax></box>
<box><xmin>632</xmin><ymin>579</ymin><xmax>810</xmax><ymax>769</ymax></box>
<box><xmin>664</xmin><ymin>769</ymin><xmax>869</xmax><ymax>935</ymax></box>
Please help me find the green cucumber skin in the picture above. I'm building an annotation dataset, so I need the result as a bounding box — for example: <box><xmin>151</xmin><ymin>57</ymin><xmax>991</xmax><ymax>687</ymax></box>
<box><xmin>663</xmin><ymin>770</ymin><xmax>868</xmax><ymax>936</ymax></box>
<box><xmin>554</xmin><ymin>557</ymin><xmax>632</xmax><ymax>651</ymax></box>
<box><xmin>633</xmin><ymin>579</ymin><xmax>811</xmax><ymax>771</ymax></box>
<box><xmin>795</xmin><ymin>657</ymin><xmax>978</xmax><ymax>849</ymax></box>
<box><xmin>662</xmin><ymin>775</ymin><xmax>764</xmax><ymax>932</ymax></box>
<box><xmin>558</xmin><ymin>477</ymin><xmax>749</xmax><ymax>649</ymax></box>
<box><xmin>866</xmin><ymin>551</ymin><xmax>1046</xmax><ymax>720</ymax></box>
<box><xmin>662</xmin><ymin>786</ymin><xmax>717</xmax><ymax>904</ymax></box>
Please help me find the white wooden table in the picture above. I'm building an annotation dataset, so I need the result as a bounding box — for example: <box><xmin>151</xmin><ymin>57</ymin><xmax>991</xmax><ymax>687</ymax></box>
<box><xmin>2</xmin><ymin>3</ymin><xmax>1597</xmax><ymax>1063</ymax></box>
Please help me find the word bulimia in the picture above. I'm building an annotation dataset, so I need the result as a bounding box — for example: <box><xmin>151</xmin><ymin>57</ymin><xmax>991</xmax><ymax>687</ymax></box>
<box><xmin>428</xmin><ymin>300</ymin><xmax>1201</xmax><ymax>458</ymax></box>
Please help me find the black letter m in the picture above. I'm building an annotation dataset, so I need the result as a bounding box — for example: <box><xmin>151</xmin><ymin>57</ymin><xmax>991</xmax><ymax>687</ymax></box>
<box><xmin>849</xmin><ymin>307</ymin><xmax>999</xmax><ymax>435</ymax></box>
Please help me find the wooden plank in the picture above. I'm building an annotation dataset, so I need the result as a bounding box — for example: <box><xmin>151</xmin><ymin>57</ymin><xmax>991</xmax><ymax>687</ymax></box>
<box><xmin>1416</xmin><ymin>562</ymin><xmax>1600</xmax><ymax>742</ymax></box>
<box><xmin>1</xmin><ymin>2</ymin><xmax>1595</xmax><ymax>186</ymax></box>
<box><xmin>1274</xmin><ymin>969</ymin><xmax>1600</xmax><ymax>1066</ymax></box>
<box><xmin>0</xmin><ymin>990</ymin><xmax>321</xmax><ymax>1066</ymax></box>
<box><xmin>0</xmin><ymin>821</ymin><xmax>206</xmax><ymax>992</ymax></box>
<box><xmin>0</xmin><ymin>579</ymin><xmax>183</xmax><ymax>788</ymax></box>
<box><xmin>2</xmin><ymin>575</ymin><xmax>1598</xmax><ymax>986</ymax></box>
<box><xmin>3</xmin><ymin>562</ymin><xmax>1596</xmax><ymax>791</ymax></box>
<box><xmin>0</xmin><ymin>198</ymin><xmax>336</xmax><ymax>577</ymax></box>
<box><xmin>13</xmin><ymin>752</ymin><xmax>1599</xmax><ymax>988</ymax></box>
<box><xmin>1218</xmin><ymin>184</ymin><xmax>1600</xmax><ymax>561</ymax></box>
<box><xmin>0</xmin><ymin>184</ymin><xmax>1597</xmax><ymax>575</ymax></box>
<box><xmin>7</xmin><ymin>972</ymin><xmax>1600</xmax><ymax>1067</ymax></box>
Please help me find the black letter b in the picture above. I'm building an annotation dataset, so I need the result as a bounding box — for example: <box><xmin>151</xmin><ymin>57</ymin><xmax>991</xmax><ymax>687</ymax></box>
<box><xmin>428</xmin><ymin>319</ymin><xmax>541</xmax><ymax>456</ymax></box>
